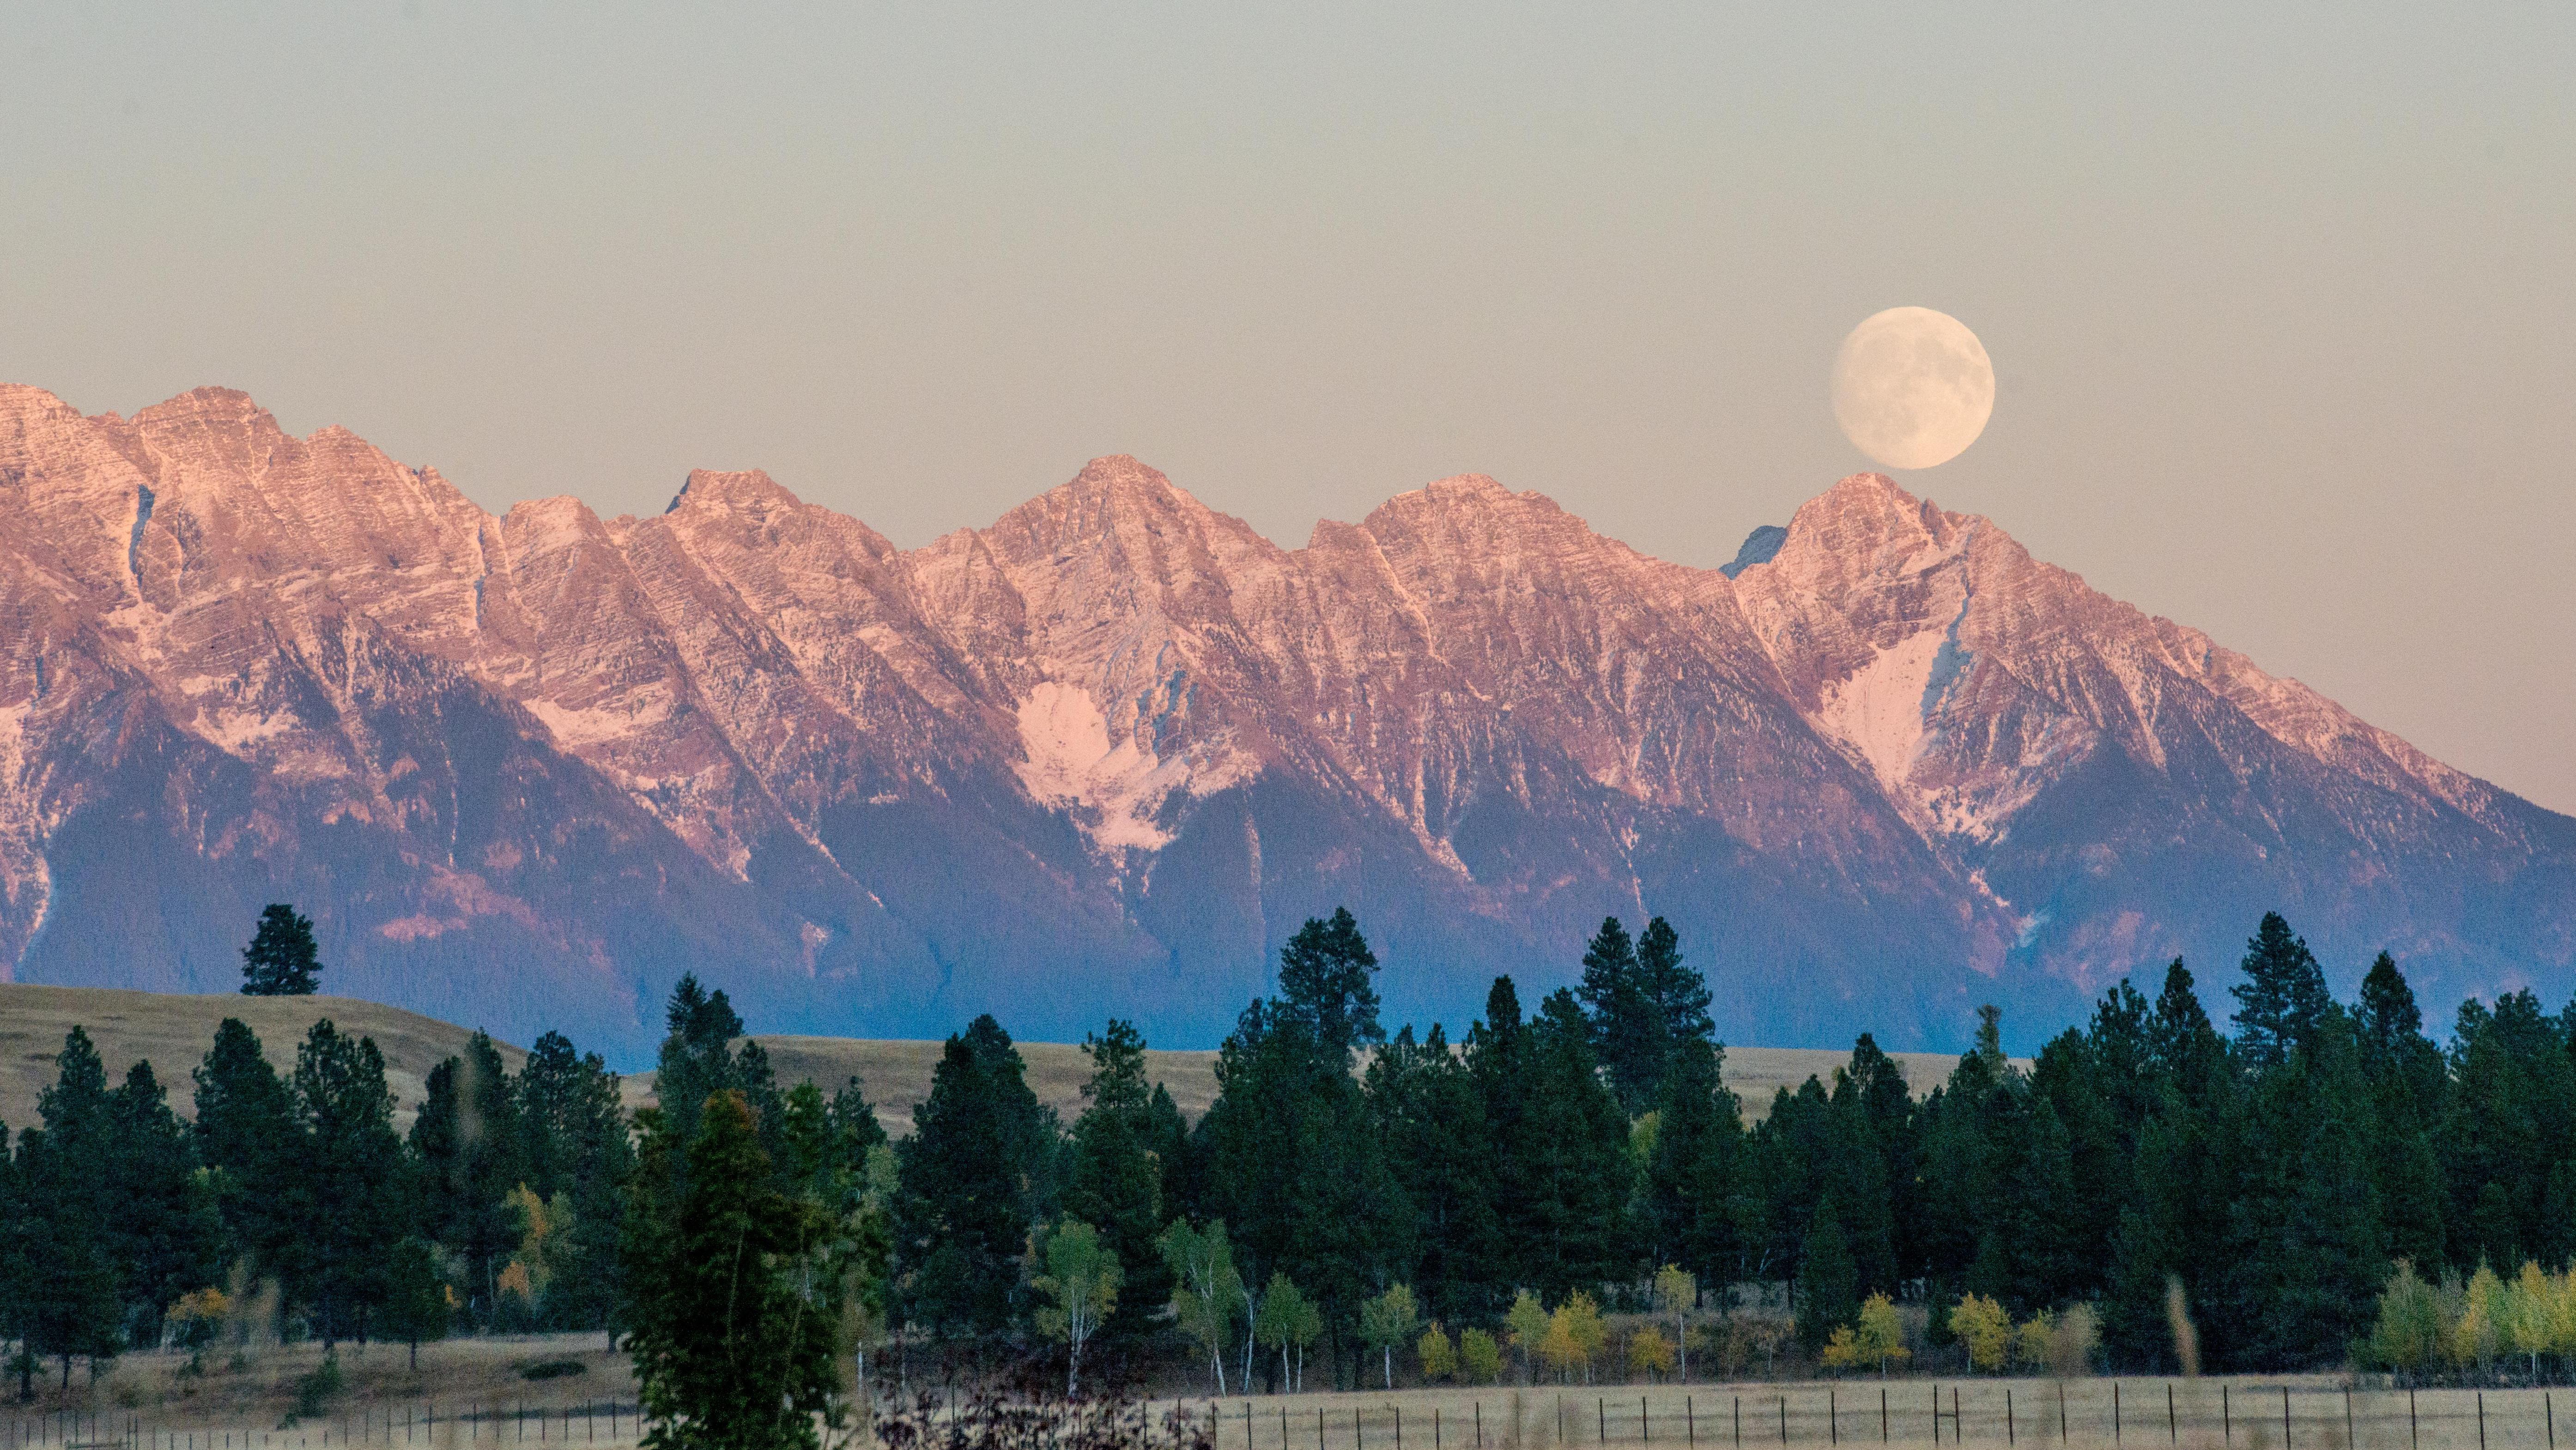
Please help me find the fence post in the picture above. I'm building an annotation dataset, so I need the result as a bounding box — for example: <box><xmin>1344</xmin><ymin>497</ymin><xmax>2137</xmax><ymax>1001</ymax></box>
<box><xmin>2008</xmin><ymin>1390</ymin><xmax>2015</xmax><ymax>1447</ymax></box>
<box><xmin>1779</xmin><ymin>1397</ymin><xmax>1786</xmax><ymax>1448</ymax></box>
<box><xmin>2115</xmin><ymin>1383</ymin><xmax>2121</xmax><ymax>1444</ymax></box>
<box><xmin>2478</xmin><ymin>1392</ymin><xmax>2486</xmax><ymax>1450</ymax></box>
<box><xmin>1830</xmin><ymin>1390</ymin><xmax>1837</xmax><ymax>1447</ymax></box>
<box><xmin>1880</xmin><ymin>1389</ymin><xmax>1887</xmax><ymax>1444</ymax></box>
<box><xmin>1689</xmin><ymin>1399</ymin><xmax>1695</xmax><ymax>1450</ymax></box>
<box><xmin>2223</xmin><ymin>1387</ymin><xmax>2230</xmax><ymax>1445</ymax></box>
<box><xmin>2548</xmin><ymin>1391</ymin><xmax>2555</xmax><ymax>1450</ymax></box>
<box><xmin>2282</xmin><ymin>1386</ymin><xmax>2290</xmax><ymax>1450</ymax></box>
<box><xmin>2061</xmin><ymin>1384</ymin><xmax>2068</xmax><ymax>1441</ymax></box>
<box><xmin>2408</xmin><ymin>1389</ymin><xmax>2416</xmax><ymax>1450</ymax></box>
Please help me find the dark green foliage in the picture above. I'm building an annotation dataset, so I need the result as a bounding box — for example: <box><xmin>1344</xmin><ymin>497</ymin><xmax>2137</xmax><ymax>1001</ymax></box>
<box><xmin>1061</xmin><ymin>1020</ymin><xmax>1174</xmax><ymax>1341</ymax></box>
<box><xmin>891</xmin><ymin>1015</ymin><xmax>1053</xmax><ymax>1339</ymax></box>
<box><xmin>27</xmin><ymin>902</ymin><xmax>2576</xmax><ymax>1379</ymax></box>
<box><xmin>290</xmin><ymin>1019</ymin><xmax>406</xmax><ymax>1346</ymax></box>
<box><xmin>1511</xmin><ymin>990</ymin><xmax>1638</xmax><ymax>1296</ymax></box>
<box><xmin>1793</xmin><ymin>1200</ymin><xmax>1858</xmax><ymax>1348</ymax></box>
<box><xmin>2231</xmin><ymin>912</ymin><xmax>2332</xmax><ymax>1069</ymax></box>
<box><xmin>103</xmin><ymin>1060</ymin><xmax>223</xmax><ymax>1343</ymax></box>
<box><xmin>380</xmin><ymin>1237</ymin><xmax>450</xmax><ymax>1370</ymax></box>
<box><xmin>515</xmin><ymin>1031</ymin><xmax>635</xmax><ymax>1330</ymax></box>
<box><xmin>21</xmin><ymin>1030</ymin><xmax>125</xmax><ymax>1386</ymax></box>
<box><xmin>409</xmin><ymin>1031</ymin><xmax>528</xmax><ymax>1322</ymax></box>
<box><xmin>1274</xmin><ymin>908</ymin><xmax>1385</xmax><ymax>1058</ymax></box>
<box><xmin>623</xmin><ymin>1090</ymin><xmax>843</xmax><ymax>1450</ymax></box>
<box><xmin>1201</xmin><ymin>993</ymin><xmax>1411</xmax><ymax>1387</ymax></box>
<box><xmin>1644</xmin><ymin>1034</ymin><xmax>1748</xmax><ymax>1291</ymax></box>
<box><xmin>1576</xmin><ymin>917</ymin><xmax>1663</xmax><ymax>1115</ymax></box>
<box><xmin>239</xmin><ymin>903</ymin><xmax>323</xmax><ymax>996</ymax></box>
<box><xmin>1366</xmin><ymin>1023</ymin><xmax>1501</xmax><ymax>1323</ymax></box>
<box><xmin>192</xmin><ymin>1018</ymin><xmax>301</xmax><ymax>1287</ymax></box>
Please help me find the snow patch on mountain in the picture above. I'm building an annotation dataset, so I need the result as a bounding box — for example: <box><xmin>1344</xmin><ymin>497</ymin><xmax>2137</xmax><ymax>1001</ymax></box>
<box><xmin>1816</xmin><ymin>628</ymin><xmax>1949</xmax><ymax>800</ymax></box>
<box><xmin>1015</xmin><ymin>681</ymin><xmax>1260</xmax><ymax>853</ymax></box>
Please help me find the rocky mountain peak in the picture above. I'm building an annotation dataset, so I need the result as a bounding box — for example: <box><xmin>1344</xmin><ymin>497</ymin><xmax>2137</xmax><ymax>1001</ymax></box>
<box><xmin>0</xmin><ymin>384</ymin><xmax>2566</xmax><ymax>1057</ymax></box>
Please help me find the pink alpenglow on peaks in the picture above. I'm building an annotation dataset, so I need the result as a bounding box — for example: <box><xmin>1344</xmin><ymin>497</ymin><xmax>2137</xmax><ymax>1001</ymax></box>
<box><xmin>0</xmin><ymin>384</ymin><xmax>2568</xmax><ymax>1055</ymax></box>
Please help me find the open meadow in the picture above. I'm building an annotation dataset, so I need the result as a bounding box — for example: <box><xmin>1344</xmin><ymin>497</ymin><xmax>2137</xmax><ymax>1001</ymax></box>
<box><xmin>11</xmin><ymin>1341</ymin><xmax>2564</xmax><ymax>1450</ymax></box>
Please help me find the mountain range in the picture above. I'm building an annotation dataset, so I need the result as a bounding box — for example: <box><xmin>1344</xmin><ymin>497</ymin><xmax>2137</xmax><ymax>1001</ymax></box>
<box><xmin>2</xmin><ymin>383</ymin><xmax>2568</xmax><ymax>1060</ymax></box>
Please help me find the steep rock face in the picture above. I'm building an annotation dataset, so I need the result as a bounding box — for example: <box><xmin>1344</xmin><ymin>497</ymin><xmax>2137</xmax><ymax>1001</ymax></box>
<box><xmin>2</xmin><ymin>383</ymin><xmax>2568</xmax><ymax>1057</ymax></box>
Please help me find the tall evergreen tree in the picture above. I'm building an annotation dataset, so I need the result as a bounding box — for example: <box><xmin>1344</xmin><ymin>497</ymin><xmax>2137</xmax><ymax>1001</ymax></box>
<box><xmin>192</xmin><ymin>1019</ymin><xmax>299</xmax><ymax>1286</ymax></box>
<box><xmin>1062</xmin><ymin>1020</ymin><xmax>1174</xmax><ymax>1342</ymax></box>
<box><xmin>1635</xmin><ymin>917</ymin><xmax>1714</xmax><ymax>1051</ymax></box>
<box><xmin>515</xmin><ymin>1030</ymin><xmax>635</xmax><ymax>1330</ymax></box>
<box><xmin>891</xmin><ymin>1015</ymin><xmax>1053</xmax><ymax>1339</ymax></box>
<box><xmin>2442</xmin><ymin>991</ymin><xmax>2576</xmax><ymax>1269</ymax></box>
<box><xmin>1793</xmin><ymin>1199</ymin><xmax>1858</xmax><ymax>1348</ymax></box>
<box><xmin>654</xmin><ymin>974</ymin><xmax>750</xmax><ymax>1151</ymax></box>
<box><xmin>1367</xmin><ymin>1022</ymin><xmax>1502</xmax><ymax>1322</ymax></box>
<box><xmin>2352</xmin><ymin>953</ymin><xmax>2448</xmax><ymax>1273</ymax></box>
<box><xmin>238</xmin><ymin>903</ymin><xmax>323</xmax><ymax>995</ymax></box>
<box><xmin>410</xmin><ymin>1031</ymin><xmax>528</xmax><ymax>1322</ymax></box>
<box><xmin>2223</xmin><ymin>1012</ymin><xmax>2385</xmax><ymax>1367</ymax></box>
<box><xmin>623</xmin><ymin>1090</ymin><xmax>845</xmax><ymax>1450</ymax></box>
<box><xmin>103</xmin><ymin>1060</ymin><xmax>223</xmax><ymax>1343</ymax></box>
<box><xmin>1576</xmin><ymin>918</ymin><xmax>1665</xmax><ymax>1116</ymax></box>
<box><xmin>1643</xmin><ymin>1034</ymin><xmax>1746</xmax><ymax>1293</ymax></box>
<box><xmin>291</xmin><ymin>1020</ymin><xmax>406</xmax><ymax>1346</ymax></box>
<box><xmin>2231</xmin><ymin>913</ymin><xmax>2332</xmax><ymax>1070</ymax></box>
<box><xmin>20</xmin><ymin>1031</ymin><xmax>124</xmax><ymax>1387</ymax></box>
<box><xmin>1274</xmin><ymin>908</ymin><xmax>1385</xmax><ymax>1058</ymax></box>
<box><xmin>1514</xmin><ymin>989</ymin><xmax>1638</xmax><ymax>1297</ymax></box>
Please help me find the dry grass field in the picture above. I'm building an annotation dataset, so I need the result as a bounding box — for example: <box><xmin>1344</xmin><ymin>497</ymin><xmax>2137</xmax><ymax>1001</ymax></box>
<box><xmin>0</xmin><ymin>984</ymin><xmax>523</xmax><ymax>1133</ymax></box>
<box><xmin>3</xmin><ymin>983</ymin><xmax>2012</xmax><ymax>1135</ymax></box>
<box><xmin>10</xmin><ymin>1349</ymin><xmax>2556</xmax><ymax>1450</ymax></box>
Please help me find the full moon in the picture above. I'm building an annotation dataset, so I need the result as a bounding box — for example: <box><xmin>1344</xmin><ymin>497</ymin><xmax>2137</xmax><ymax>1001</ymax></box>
<box><xmin>1830</xmin><ymin>307</ymin><xmax>1995</xmax><ymax>470</ymax></box>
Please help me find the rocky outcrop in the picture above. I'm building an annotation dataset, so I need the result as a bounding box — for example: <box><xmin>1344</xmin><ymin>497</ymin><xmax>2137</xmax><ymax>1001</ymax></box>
<box><xmin>2</xmin><ymin>383</ymin><xmax>2568</xmax><ymax>1057</ymax></box>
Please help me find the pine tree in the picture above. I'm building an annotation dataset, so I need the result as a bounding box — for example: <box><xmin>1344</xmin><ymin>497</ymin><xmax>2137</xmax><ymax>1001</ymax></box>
<box><xmin>2226</xmin><ymin>1013</ymin><xmax>2386</xmax><ymax>1365</ymax></box>
<box><xmin>239</xmin><ymin>903</ymin><xmax>323</xmax><ymax>995</ymax></box>
<box><xmin>22</xmin><ymin>1030</ymin><xmax>125</xmax><ymax>1387</ymax></box>
<box><xmin>1636</xmin><ymin>917</ymin><xmax>1715</xmax><ymax>1051</ymax></box>
<box><xmin>623</xmin><ymin>1090</ymin><xmax>844</xmax><ymax>1450</ymax></box>
<box><xmin>513</xmin><ymin>1031</ymin><xmax>635</xmax><ymax>1330</ymax></box>
<box><xmin>1365</xmin><ymin>1022</ymin><xmax>1501</xmax><ymax>1322</ymax></box>
<box><xmin>2354</xmin><ymin>954</ymin><xmax>2448</xmax><ymax>1273</ymax></box>
<box><xmin>1794</xmin><ymin>1200</ymin><xmax>1859</xmax><ymax>1349</ymax></box>
<box><xmin>380</xmin><ymin>1237</ymin><xmax>451</xmax><ymax>1370</ymax></box>
<box><xmin>1063</xmin><ymin>1020</ymin><xmax>1172</xmax><ymax>1341</ymax></box>
<box><xmin>891</xmin><ymin>1016</ymin><xmax>1052</xmax><ymax>1339</ymax></box>
<box><xmin>1645</xmin><ymin>1035</ymin><xmax>1745</xmax><ymax>1305</ymax></box>
<box><xmin>1514</xmin><ymin>989</ymin><xmax>1637</xmax><ymax>1298</ymax></box>
<box><xmin>104</xmin><ymin>1060</ymin><xmax>223</xmax><ymax>1344</ymax></box>
<box><xmin>2231</xmin><ymin>913</ymin><xmax>2332</xmax><ymax>1070</ymax></box>
<box><xmin>192</xmin><ymin>1019</ymin><xmax>299</xmax><ymax>1287</ymax></box>
<box><xmin>410</xmin><ymin>1031</ymin><xmax>528</xmax><ymax>1323</ymax></box>
<box><xmin>292</xmin><ymin>1020</ymin><xmax>406</xmax><ymax>1347</ymax></box>
<box><xmin>653</xmin><ymin>974</ymin><xmax>748</xmax><ymax>1149</ymax></box>
<box><xmin>1275</xmin><ymin>908</ymin><xmax>1384</xmax><ymax>1058</ymax></box>
<box><xmin>1576</xmin><ymin>917</ymin><xmax>1666</xmax><ymax>1115</ymax></box>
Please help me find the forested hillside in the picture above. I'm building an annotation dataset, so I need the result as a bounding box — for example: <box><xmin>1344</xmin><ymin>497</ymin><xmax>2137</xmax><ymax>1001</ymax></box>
<box><xmin>6</xmin><ymin>907</ymin><xmax>2570</xmax><ymax>1391</ymax></box>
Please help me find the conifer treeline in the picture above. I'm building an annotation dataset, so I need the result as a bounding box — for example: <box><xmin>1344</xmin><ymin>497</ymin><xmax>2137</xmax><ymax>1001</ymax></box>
<box><xmin>5</xmin><ymin>905</ymin><xmax>2573</xmax><ymax>1392</ymax></box>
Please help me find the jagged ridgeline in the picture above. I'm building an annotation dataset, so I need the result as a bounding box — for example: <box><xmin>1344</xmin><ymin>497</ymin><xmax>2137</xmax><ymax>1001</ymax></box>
<box><xmin>7</xmin><ymin>906</ymin><xmax>2573</xmax><ymax>1401</ymax></box>
<box><xmin>3</xmin><ymin>383</ymin><xmax>2570</xmax><ymax>1055</ymax></box>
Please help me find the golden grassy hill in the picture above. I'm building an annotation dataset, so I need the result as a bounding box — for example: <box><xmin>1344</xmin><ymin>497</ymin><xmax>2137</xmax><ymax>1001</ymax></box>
<box><xmin>0</xmin><ymin>984</ymin><xmax>1993</xmax><ymax>1137</ymax></box>
<box><xmin>0</xmin><ymin>983</ymin><xmax>524</xmax><ymax>1132</ymax></box>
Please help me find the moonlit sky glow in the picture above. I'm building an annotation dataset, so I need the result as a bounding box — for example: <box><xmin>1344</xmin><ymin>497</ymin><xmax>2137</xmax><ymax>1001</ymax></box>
<box><xmin>3</xmin><ymin>4</ymin><xmax>2571</xmax><ymax>810</ymax></box>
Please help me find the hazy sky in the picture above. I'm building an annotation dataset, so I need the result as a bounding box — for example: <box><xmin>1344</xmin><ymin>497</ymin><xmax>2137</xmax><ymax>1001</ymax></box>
<box><xmin>6</xmin><ymin>4</ymin><xmax>2571</xmax><ymax>810</ymax></box>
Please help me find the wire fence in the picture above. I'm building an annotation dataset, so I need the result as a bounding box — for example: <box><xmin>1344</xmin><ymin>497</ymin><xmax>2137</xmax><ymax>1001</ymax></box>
<box><xmin>1186</xmin><ymin>1383</ymin><xmax>2575</xmax><ymax>1450</ymax></box>
<box><xmin>12</xmin><ymin>1384</ymin><xmax>2571</xmax><ymax>1450</ymax></box>
<box><xmin>0</xmin><ymin>1400</ymin><xmax>644</xmax><ymax>1450</ymax></box>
